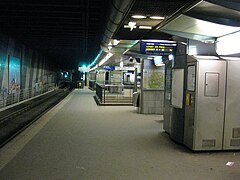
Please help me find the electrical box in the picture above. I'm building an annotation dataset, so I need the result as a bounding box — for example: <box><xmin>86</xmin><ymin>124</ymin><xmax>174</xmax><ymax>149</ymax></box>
<box><xmin>223</xmin><ymin>60</ymin><xmax>240</xmax><ymax>150</ymax></box>
<box><xmin>184</xmin><ymin>56</ymin><xmax>226</xmax><ymax>151</ymax></box>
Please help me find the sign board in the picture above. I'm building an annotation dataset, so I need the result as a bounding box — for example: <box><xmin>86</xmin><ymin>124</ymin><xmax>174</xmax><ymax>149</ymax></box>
<box><xmin>140</xmin><ymin>41</ymin><xmax>176</xmax><ymax>55</ymax></box>
<box><xmin>103</xmin><ymin>66</ymin><xmax>115</xmax><ymax>70</ymax></box>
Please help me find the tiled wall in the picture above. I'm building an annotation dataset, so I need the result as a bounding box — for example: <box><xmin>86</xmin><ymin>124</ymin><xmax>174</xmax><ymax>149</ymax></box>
<box><xmin>140</xmin><ymin>90</ymin><xmax>164</xmax><ymax>114</ymax></box>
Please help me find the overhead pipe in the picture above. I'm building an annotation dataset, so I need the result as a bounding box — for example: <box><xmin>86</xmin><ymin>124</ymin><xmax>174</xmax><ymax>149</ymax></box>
<box><xmin>101</xmin><ymin>0</ymin><xmax>136</xmax><ymax>52</ymax></box>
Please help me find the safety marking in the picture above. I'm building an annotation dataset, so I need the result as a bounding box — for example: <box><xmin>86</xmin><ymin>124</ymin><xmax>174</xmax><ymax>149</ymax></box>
<box><xmin>0</xmin><ymin>91</ymin><xmax>74</xmax><ymax>171</ymax></box>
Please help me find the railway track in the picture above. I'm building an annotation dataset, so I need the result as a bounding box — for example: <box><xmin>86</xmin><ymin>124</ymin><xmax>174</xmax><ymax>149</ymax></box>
<box><xmin>0</xmin><ymin>89</ymin><xmax>70</xmax><ymax>148</ymax></box>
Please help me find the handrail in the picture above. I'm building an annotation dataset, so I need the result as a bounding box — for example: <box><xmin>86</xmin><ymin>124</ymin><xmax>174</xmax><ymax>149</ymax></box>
<box><xmin>95</xmin><ymin>83</ymin><xmax>134</xmax><ymax>105</ymax></box>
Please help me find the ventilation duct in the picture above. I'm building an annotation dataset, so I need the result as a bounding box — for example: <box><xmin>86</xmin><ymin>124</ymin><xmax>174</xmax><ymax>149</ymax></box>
<box><xmin>101</xmin><ymin>0</ymin><xmax>135</xmax><ymax>52</ymax></box>
<box><xmin>157</xmin><ymin>0</ymin><xmax>240</xmax><ymax>42</ymax></box>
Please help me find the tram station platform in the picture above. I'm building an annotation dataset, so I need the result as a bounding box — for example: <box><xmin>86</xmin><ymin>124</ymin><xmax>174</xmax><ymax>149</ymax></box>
<box><xmin>0</xmin><ymin>88</ymin><xmax>239</xmax><ymax>180</ymax></box>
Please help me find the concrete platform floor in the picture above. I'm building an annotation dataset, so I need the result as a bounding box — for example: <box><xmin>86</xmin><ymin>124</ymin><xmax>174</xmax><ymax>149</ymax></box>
<box><xmin>0</xmin><ymin>88</ymin><xmax>239</xmax><ymax>180</ymax></box>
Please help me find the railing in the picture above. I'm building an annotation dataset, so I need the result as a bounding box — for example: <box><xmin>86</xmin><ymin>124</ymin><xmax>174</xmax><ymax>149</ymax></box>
<box><xmin>95</xmin><ymin>83</ymin><xmax>134</xmax><ymax>105</ymax></box>
<box><xmin>89</xmin><ymin>80</ymin><xmax>96</xmax><ymax>90</ymax></box>
<box><xmin>0</xmin><ymin>83</ymin><xmax>56</xmax><ymax>109</ymax></box>
<box><xmin>96</xmin><ymin>83</ymin><xmax>103</xmax><ymax>102</ymax></box>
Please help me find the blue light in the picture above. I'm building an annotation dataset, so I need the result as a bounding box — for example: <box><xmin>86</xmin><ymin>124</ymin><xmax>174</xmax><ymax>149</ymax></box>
<box><xmin>64</xmin><ymin>74</ymin><xmax>68</xmax><ymax>78</ymax></box>
<box><xmin>88</xmin><ymin>50</ymin><xmax>103</xmax><ymax>68</ymax></box>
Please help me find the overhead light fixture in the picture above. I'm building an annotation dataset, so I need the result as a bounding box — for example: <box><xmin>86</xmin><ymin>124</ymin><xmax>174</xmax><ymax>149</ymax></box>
<box><xmin>194</xmin><ymin>55</ymin><xmax>220</xmax><ymax>60</ymax></box>
<box><xmin>113</xmin><ymin>39</ymin><xmax>120</xmax><ymax>46</ymax></box>
<box><xmin>123</xmin><ymin>49</ymin><xmax>129</xmax><ymax>54</ymax></box>
<box><xmin>201</xmin><ymin>39</ymin><xmax>215</xmax><ymax>44</ymax></box>
<box><xmin>141</xmin><ymin>39</ymin><xmax>176</xmax><ymax>43</ymax></box>
<box><xmin>98</xmin><ymin>53</ymin><xmax>113</xmax><ymax>66</ymax></box>
<box><xmin>216</xmin><ymin>31</ymin><xmax>240</xmax><ymax>55</ymax></box>
<box><xmin>139</xmin><ymin>26</ymin><xmax>152</xmax><ymax>30</ymax></box>
<box><xmin>221</xmin><ymin>57</ymin><xmax>240</xmax><ymax>61</ymax></box>
<box><xmin>150</xmin><ymin>16</ymin><xmax>165</xmax><ymax>20</ymax></box>
<box><xmin>120</xmin><ymin>61</ymin><xmax>123</xmax><ymax>68</ymax></box>
<box><xmin>132</xmin><ymin>15</ymin><xmax>146</xmax><ymax>19</ymax></box>
<box><xmin>89</xmin><ymin>50</ymin><xmax>103</xmax><ymax>68</ymax></box>
<box><xmin>128</xmin><ymin>21</ymin><xmax>137</xmax><ymax>31</ymax></box>
<box><xmin>108</xmin><ymin>42</ymin><xmax>112</xmax><ymax>50</ymax></box>
<box><xmin>90</xmin><ymin>65</ymin><xmax>98</xmax><ymax>71</ymax></box>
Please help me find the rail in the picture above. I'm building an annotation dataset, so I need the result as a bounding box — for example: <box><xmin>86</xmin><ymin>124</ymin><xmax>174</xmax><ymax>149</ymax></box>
<box><xmin>0</xmin><ymin>83</ymin><xmax>56</xmax><ymax>109</ymax></box>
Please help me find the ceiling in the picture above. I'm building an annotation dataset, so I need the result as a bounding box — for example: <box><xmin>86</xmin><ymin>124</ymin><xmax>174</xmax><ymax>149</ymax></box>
<box><xmin>113</xmin><ymin>0</ymin><xmax>196</xmax><ymax>40</ymax></box>
<box><xmin>0</xmin><ymin>0</ymin><xmax>110</xmax><ymax>69</ymax></box>
<box><xmin>0</xmin><ymin>0</ymin><xmax>198</xmax><ymax>69</ymax></box>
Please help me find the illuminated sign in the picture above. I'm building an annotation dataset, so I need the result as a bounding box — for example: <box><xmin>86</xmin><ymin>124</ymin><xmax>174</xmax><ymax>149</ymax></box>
<box><xmin>103</xmin><ymin>66</ymin><xmax>115</xmax><ymax>70</ymax></box>
<box><xmin>140</xmin><ymin>40</ymin><xmax>176</xmax><ymax>55</ymax></box>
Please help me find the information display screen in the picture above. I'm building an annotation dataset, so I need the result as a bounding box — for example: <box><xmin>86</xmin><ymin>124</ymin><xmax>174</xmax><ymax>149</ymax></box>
<box><xmin>140</xmin><ymin>41</ymin><xmax>176</xmax><ymax>55</ymax></box>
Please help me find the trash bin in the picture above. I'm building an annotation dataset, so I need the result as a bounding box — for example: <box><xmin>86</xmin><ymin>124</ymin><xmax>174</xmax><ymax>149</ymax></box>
<box><xmin>133</xmin><ymin>92</ymin><xmax>140</xmax><ymax>107</ymax></box>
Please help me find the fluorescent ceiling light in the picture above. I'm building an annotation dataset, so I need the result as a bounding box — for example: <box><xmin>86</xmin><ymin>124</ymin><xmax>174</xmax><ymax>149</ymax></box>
<box><xmin>142</xmin><ymin>39</ymin><xmax>176</xmax><ymax>43</ymax></box>
<box><xmin>108</xmin><ymin>46</ymin><xmax>112</xmax><ymax>50</ymax></box>
<box><xmin>201</xmin><ymin>40</ymin><xmax>215</xmax><ymax>44</ymax></box>
<box><xmin>128</xmin><ymin>21</ymin><xmax>137</xmax><ymax>31</ymax></box>
<box><xmin>124</xmin><ymin>25</ymin><xmax>137</xmax><ymax>31</ymax></box>
<box><xmin>89</xmin><ymin>50</ymin><xmax>102</xmax><ymax>68</ymax></box>
<box><xmin>221</xmin><ymin>57</ymin><xmax>240</xmax><ymax>61</ymax></box>
<box><xmin>139</xmin><ymin>26</ymin><xmax>152</xmax><ymax>30</ymax></box>
<box><xmin>132</xmin><ymin>15</ymin><xmax>146</xmax><ymax>19</ymax></box>
<box><xmin>113</xmin><ymin>39</ymin><xmax>120</xmax><ymax>46</ymax></box>
<box><xmin>90</xmin><ymin>65</ymin><xmax>98</xmax><ymax>71</ymax></box>
<box><xmin>123</xmin><ymin>49</ymin><xmax>129</xmax><ymax>54</ymax></box>
<box><xmin>216</xmin><ymin>31</ymin><xmax>240</xmax><ymax>55</ymax></box>
<box><xmin>120</xmin><ymin>61</ymin><xmax>123</xmax><ymax>68</ymax></box>
<box><xmin>99</xmin><ymin>53</ymin><xmax>113</xmax><ymax>66</ymax></box>
<box><xmin>150</xmin><ymin>16</ymin><xmax>165</xmax><ymax>20</ymax></box>
<box><xmin>194</xmin><ymin>55</ymin><xmax>220</xmax><ymax>60</ymax></box>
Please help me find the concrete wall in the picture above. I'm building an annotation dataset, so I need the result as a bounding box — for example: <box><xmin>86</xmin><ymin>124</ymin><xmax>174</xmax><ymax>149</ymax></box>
<box><xmin>0</xmin><ymin>34</ymin><xmax>57</xmax><ymax>97</ymax></box>
<box><xmin>140</xmin><ymin>90</ymin><xmax>164</xmax><ymax>114</ymax></box>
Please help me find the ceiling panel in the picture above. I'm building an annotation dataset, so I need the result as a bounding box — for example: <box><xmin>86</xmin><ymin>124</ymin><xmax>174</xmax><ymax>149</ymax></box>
<box><xmin>113</xmin><ymin>0</ymin><xmax>196</xmax><ymax>40</ymax></box>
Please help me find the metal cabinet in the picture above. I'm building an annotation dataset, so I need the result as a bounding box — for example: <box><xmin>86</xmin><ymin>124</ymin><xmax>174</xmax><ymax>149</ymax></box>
<box><xmin>184</xmin><ymin>56</ymin><xmax>226</xmax><ymax>150</ymax></box>
<box><xmin>223</xmin><ymin>60</ymin><xmax>240</xmax><ymax>150</ymax></box>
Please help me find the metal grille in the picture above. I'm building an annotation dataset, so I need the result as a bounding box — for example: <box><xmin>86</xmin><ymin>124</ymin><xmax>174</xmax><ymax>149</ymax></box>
<box><xmin>230</xmin><ymin>139</ymin><xmax>240</xmax><ymax>146</ymax></box>
<box><xmin>202</xmin><ymin>139</ymin><xmax>216</xmax><ymax>147</ymax></box>
<box><xmin>232</xmin><ymin>128</ymin><xmax>240</xmax><ymax>138</ymax></box>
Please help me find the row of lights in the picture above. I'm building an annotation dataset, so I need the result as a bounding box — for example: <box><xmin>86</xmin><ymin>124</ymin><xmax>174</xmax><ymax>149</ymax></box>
<box><xmin>131</xmin><ymin>15</ymin><xmax>165</xmax><ymax>20</ymax></box>
<box><xmin>124</xmin><ymin>15</ymin><xmax>165</xmax><ymax>31</ymax></box>
<box><xmin>89</xmin><ymin>52</ymin><xmax>114</xmax><ymax>72</ymax></box>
